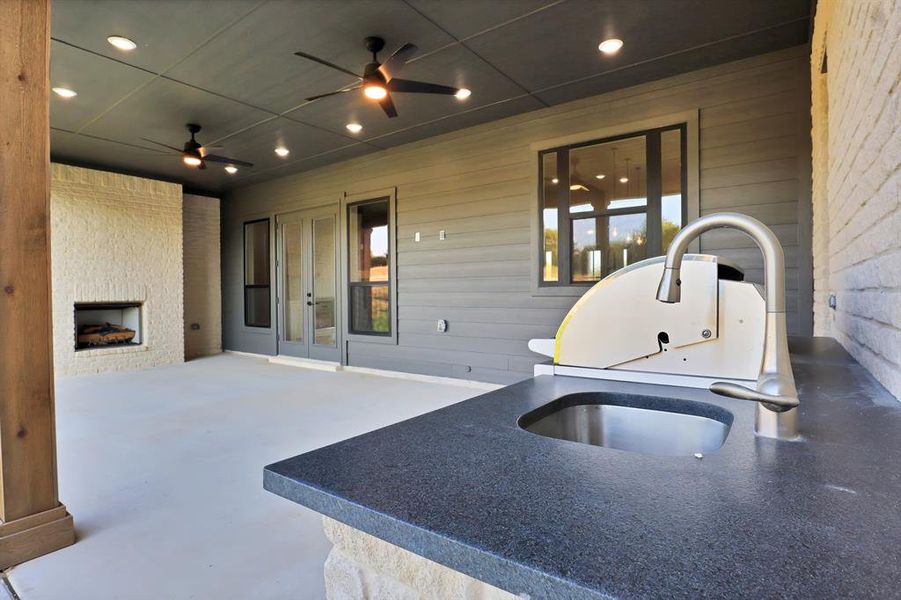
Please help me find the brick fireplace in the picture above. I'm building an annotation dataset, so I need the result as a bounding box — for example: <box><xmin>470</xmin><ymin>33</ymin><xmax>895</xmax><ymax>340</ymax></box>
<box><xmin>50</xmin><ymin>164</ymin><xmax>185</xmax><ymax>376</ymax></box>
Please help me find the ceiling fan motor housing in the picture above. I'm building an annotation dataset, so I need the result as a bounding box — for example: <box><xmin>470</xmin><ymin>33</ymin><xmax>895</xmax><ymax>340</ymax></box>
<box><xmin>364</xmin><ymin>62</ymin><xmax>386</xmax><ymax>83</ymax></box>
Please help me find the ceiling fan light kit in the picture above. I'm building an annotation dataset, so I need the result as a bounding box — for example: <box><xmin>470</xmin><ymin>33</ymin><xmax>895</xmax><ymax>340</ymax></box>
<box><xmin>363</xmin><ymin>84</ymin><xmax>388</xmax><ymax>99</ymax></box>
<box><xmin>296</xmin><ymin>36</ymin><xmax>469</xmax><ymax>118</ymax></box>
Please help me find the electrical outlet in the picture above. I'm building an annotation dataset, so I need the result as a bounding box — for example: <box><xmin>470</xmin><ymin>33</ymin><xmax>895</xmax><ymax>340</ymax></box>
<box><xmin>436</xmin><ymin>319</ymin><xmax>447</xmax><ymax>333</ymax></box>
<box><xmin>439</xmin><ymin>229</ymin><xmax>447</xmax><ymax>240</ymax></box>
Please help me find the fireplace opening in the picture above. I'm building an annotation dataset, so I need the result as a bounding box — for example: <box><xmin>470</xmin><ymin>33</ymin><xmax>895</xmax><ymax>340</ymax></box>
<box><xmin>74</xmin><ymin>302</ymin><xmax>143</xmax><ymax>351</ymax></box>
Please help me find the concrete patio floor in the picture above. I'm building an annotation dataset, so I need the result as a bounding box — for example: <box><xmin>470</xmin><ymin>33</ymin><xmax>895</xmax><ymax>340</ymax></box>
<box><xmin>3</xmin><ymin>354</ymin><xmax>487</xmax><ymax>600</ymax></box>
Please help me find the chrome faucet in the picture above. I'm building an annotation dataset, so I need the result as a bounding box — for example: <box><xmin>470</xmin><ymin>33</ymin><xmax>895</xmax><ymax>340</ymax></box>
<box><xmin>656</xmin><ymin>212</ymin><xmax>799</xmax><ymax>440</ymax></box>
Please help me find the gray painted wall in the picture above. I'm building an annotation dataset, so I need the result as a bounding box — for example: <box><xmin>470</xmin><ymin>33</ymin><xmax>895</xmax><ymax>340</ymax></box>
<box><xmin>221</xmin><ymin>47</ymin><xmax>813</xmax><ymax>384</ymax></box>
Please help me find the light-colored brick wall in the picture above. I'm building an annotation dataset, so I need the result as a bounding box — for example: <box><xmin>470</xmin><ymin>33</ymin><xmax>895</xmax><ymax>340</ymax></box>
<box><xmin>50</xmin><ymin>164</ymin><xmax>185</xmax><ymax>376</ymax></box>
<box><xmin>183</xmin><ymin>194</ymin><xmax>222</xmax><ymax>359</ymax></box>
<box><xmin>811</xmin><ymin>0</ymin><xmax>901</xmax><ymax>399</ymax></box>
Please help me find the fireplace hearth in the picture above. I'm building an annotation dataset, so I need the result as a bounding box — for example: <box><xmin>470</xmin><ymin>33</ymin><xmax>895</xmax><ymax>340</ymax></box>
<box><xmin>74</xmin><ymin>302</ymin><xmax>143</xmax><ymax>350</ymax></box>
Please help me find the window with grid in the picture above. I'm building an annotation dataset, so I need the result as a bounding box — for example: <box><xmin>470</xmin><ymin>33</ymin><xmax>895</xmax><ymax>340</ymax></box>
<box><xmin>539</xmin><ymin>125</ymin><xmax>687</xmax><ymax>285</ymax></box>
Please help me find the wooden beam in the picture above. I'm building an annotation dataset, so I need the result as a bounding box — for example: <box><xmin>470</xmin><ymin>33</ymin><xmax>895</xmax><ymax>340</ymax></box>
<box><xmin>0</xmin><ymin>0</ymin><xmax>74</xmax><ymax>568</ymax></box>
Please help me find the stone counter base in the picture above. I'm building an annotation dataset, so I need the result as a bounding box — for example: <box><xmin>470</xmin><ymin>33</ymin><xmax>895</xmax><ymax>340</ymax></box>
<box><xmin>323</xmin><ymin>517</ymin><xmax>518</xmax><ymax>599</ymax></box>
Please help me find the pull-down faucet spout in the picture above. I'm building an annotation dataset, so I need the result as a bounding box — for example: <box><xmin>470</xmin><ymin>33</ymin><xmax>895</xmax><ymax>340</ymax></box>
<box><xmin>656</xmin><ymin>213</ymin><xmax>799</xmax><ymax>440</ymax></box>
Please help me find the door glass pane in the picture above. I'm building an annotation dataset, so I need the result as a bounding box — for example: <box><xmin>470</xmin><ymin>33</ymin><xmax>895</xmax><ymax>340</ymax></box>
<box><xmin>312</xmin><ymin>216</ymin><xmax>337</xmax><ymax>346</ymax></box>
<box><xmin>283</xmin><ymin>221</ymin><xmax>303</xmax><ymax>342</ymax></box>
<box><xmin>569</xmin><ymin>135</ymin><xmax>646</xmax><ymax>213</ymax></box>
<box><xmin>661</xmin><ymin>128</ymin><xmax>684</xmax><ymax>251</ymax></box>
<box><xmin>541</xmin><ymin>152</ymin><xmax>559</xmax><ymax>282</ymax></box>
<box><xmin>572</xmin><ymin>213</ymin><xmax>648</xmax><ymax>281</ymax></box>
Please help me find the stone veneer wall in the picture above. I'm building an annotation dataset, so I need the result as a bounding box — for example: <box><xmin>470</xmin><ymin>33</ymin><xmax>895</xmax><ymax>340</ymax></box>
<box><xmin>183</xmin><ymin>194</ymin><xmax>222</xmax><ymax>359</ymax></box>
<box><xmin>50</xmin><ymin>164</ymin><xmax>184</xmax><ymax>376</ymax></box>
<box><xmin>810</xmin><ymin>0</ymin><xmax>901</xmax><ymax>399</ymax></box>
<box><xmin>322</xmin><ymin>518</ymin><xmax>516</xmax><ymax>599</ymax></box>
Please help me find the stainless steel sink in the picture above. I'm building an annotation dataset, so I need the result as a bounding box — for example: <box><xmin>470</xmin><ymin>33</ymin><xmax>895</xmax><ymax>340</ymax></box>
<box><xmin>519</xmin><ymin>393</ymin><xmax>732</xmax><ymax>457</ymax></box>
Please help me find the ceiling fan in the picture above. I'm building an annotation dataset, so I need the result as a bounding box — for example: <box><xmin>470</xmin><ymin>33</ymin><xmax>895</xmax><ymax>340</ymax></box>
<box><xmin>141</xmin><ymin>124</ymin><xmax>253</xmax><ymax>171</ymax></box>
<box><xmin>295</xmin><ymin>36</ymin><xmax>470</xmax><ymax>118</ymax></box>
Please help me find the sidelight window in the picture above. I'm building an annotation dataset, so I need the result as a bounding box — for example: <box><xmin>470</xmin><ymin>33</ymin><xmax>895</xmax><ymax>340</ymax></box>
<box><xmin>348</xmin><ymin>198</ymin><xmax>391</xmax><ymax>335</ymax></box>
<box><xmin>244</xmin><ymin>218</ymin><xmax>271</xmax><ymax>327</ymax></box>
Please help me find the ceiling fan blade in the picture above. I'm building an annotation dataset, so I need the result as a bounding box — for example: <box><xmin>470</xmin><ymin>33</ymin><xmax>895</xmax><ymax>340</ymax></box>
<box><xmin>379</xmin><ymin>93</ymin><xmax>398</xmax><ymax>118</ymax></box>
<box><xmin>387</xmin><ymin>78</ymin><xmax>457</xmax><ymax>95</ymax></box>
<box><xmin>139</xmin><ymin>138</ymin><xmax>183</xmax><ymax>153</ymax></box>
<box><xmin>294</xmin><ymin>50</ymin><xmax>362</xmax><ymax>80</ymax></box>
<box><xmin>202</xmin><ymin>154</ymin><xmax>254</xmax><ymax>168</ymax></box>
<box><xmin>305</xmin><ymin>85</ymin><xmax>361</xmax><ymax>102</ymax></box>
<box><xmin>378</xmin><ymin>43</ymin><xmax>418</xmax><ymax>82</ymax></box>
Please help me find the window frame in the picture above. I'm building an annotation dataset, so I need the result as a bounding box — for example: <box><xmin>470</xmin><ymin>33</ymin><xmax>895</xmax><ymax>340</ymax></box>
<box><xmin>340</xmin><ymin>187</ymin><xmax>398</xmax><ymax>346</ymax></box>
<box><xmin>242</xmin><ymin>217</ymin><xmax>272</xmax><ymax>328</ymax></box>
<box><xmin>346</xmin><ymin>197</ymin><xmax>392</xmax><ymax>337</ymax></box>
<box><xmin>537</xmin><ymin>123</ymin><xmax>688</xmax><ymax>287</ymax></box>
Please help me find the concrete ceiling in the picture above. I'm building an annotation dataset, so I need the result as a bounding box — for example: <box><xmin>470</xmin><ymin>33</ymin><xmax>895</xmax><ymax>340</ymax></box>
<box><xmin>50</xmin><ymin>0</ymin><xmax>811</xmax><ymax>195</ymax></box>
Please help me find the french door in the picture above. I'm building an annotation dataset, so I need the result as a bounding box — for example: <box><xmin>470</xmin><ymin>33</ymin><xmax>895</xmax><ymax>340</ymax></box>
<box><xmin>275</xmin><ymin>207</ymin><xmax>340</xmax><ymax>362</ymax></box>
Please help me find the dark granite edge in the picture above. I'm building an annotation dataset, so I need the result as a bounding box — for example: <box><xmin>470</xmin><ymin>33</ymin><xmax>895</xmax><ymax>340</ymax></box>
<box><xmin>263</xmin><ymin>468</ymin><xmax>613</xmax><ymax>600</ymax></box>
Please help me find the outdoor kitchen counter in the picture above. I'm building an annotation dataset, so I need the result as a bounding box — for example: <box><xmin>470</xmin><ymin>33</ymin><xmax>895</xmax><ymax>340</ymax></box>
<box><xmin>264</xmin><ymin>337</ymin><xmax>901</xmax><ymax>599</ymax></box>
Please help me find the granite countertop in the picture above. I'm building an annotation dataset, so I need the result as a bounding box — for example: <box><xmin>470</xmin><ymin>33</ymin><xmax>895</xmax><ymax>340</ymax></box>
<box><xmin>264</xmin><ymin>338</ymin><xmax>901</xmax><ymax>599</ymax></box>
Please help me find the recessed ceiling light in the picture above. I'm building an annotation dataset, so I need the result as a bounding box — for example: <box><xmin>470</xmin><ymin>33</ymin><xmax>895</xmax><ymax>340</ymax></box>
<box><xmin>595</xmin><ymin>174</ymin><xmax>605</xmax><ymax>179</ymax></box>
<box><xmin>455</xmin><ymin>88</ymin><xmax>471</xmax><ymax>100</ymax></box>
<box><xmin>224</xmin><ymin>165</ymin><xmax>238</xmax><ymax>175</ymax></box>
<box><xmin>107</xmin><ymin>35</ymin><xmax>137</xmax><ymax>51</ymax></box>
<box><xmin>346</xmin><ymin>122</ymin><xmax>363</xmax><ymax>134</ymax></box>
<box><xmin>52</xmin><ymin>87</ymin><xmax>77</xmax><ymax>98</ymax></box>
<box><xmin>619</xmin><ymin>176</ymin><xmax>629</xmax><ymax>183</ymax></box>
<box><xmin>363</xmin><ymin>84</ymin><xmax>387</xmax><ymax>100</ymax></box>
<box><xmin>598</xmin><ymin>38</ymin><xmax>624</xmax><ymax>55</ymax></box>
<box><xmin>183</xmin><ymin>155</ymin><xmax>202</xmax><ymax>167</ymax></box>
<box><xmin>551</xmin><ymin>178</ymin><xmax>559</xmax><ymax>184</ymax></box>
<box><xmin>275</xmin><ymin>146</ymin><xmax>290</xmax><ymax>157</ymax></box>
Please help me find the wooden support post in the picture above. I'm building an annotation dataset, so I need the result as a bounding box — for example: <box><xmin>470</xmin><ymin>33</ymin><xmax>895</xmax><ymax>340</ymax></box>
<box><xmin>0</xmin><ymin>0</ymin><xmax>74</xmax><ymax>569</ymax></box>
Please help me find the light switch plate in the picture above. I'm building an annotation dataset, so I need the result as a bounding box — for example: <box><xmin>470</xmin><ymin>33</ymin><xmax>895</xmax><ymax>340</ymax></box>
<box><xmin>439</xmin><ymin>229</ymin><xmax>446</xmax><ymax>240</ymax></box>
<box><xmin>414</xmin><ymin>231</ymin><xmax>421</xmax><ymax>242</ymax></box>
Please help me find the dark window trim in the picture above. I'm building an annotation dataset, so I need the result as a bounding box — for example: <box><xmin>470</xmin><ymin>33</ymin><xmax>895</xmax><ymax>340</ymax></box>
<box><xmin>346</xmin><ymin>197</ymin><xmax>392</xmax><ymax>337</ymax></box>
<box><xmin>538</xmin><ymin>123</ymin><xmax>687</xmax><ymax>287</ymax></box>
<box><xmin>243</xmin><ymin>217</ymin><xmax>271</xmax><ymax>328</ymax></box>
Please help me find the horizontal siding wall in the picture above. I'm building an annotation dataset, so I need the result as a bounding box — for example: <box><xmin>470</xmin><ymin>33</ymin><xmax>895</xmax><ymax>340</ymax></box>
<box><xmin>222</xmin><ymin>46</ymin><xmax>813</xmax><ymax>384</ymax></box>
